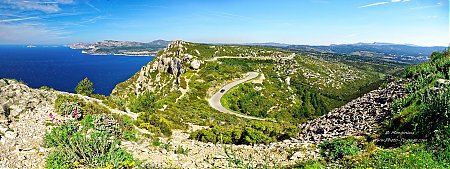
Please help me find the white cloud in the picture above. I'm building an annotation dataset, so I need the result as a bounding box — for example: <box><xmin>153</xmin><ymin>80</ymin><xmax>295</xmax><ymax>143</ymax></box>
<box><xmin>358</xmin><ymin>0</ymin><xmax>411</xmax><ymax>8</ymax></box>
<box><xmin>358</xmin><ymin>2</ymin><xmax>390</xmax><ymax>8</ymax></box>
<box><xmin>1</xmin><ymin>0</ymin><xmax>75</xmax><ymax>13</ymax></box>
<box><xmin>0</xmin><ymin>16</ymin><xmax>40</xmax><ymax>23</ymax></box>
<box><xmin>0</xmin><ymin>23</ymin><xmax>69</xmax><ymax>43</ymax></box>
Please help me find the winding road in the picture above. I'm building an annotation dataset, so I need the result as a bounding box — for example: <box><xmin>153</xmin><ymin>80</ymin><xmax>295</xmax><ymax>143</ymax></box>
<box><xmin>208</xmin><ymin>72</ymin><xmax>267</xmax><ymax>121</ymax></box>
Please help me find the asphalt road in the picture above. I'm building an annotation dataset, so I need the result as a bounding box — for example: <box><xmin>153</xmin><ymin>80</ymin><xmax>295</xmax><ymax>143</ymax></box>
<box><xmin>208</xmin><ymin>72</ymin><xmax>266</xmax><ymax>121</ymax></box>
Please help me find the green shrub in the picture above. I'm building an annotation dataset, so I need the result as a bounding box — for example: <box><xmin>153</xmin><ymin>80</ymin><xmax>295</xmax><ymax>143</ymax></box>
<box><xmin>54</xmin><ymin>94</ymin><xmax>81</xmax><ymax>111</ymax></box>
<box><xmin>112</xmin><ymin>114</ymin><xmax>138</xmax><ymax>141</ymax></box>
<box><xmin>180</xmin><ymin>77</ymin><xmax>187</xmax><ymax>89</ymax></box>
<box><xmin>138</xmin><ymin>114</ymin><xmax>173</xmax><ymax>136</ymax></box>
<box><xmin>93</xmin><ymin>114</ymin><xmax>120</xmax><ymax>135</ymax></box>
<box><xmin>151</xmin><ymin>138</ymin><xmax>162</xmax><ymax>146</ymax></box>
<box><xmin>39</xmin><ymin>86</ymin><xmax>55</xmax><ymax>91</ymax></box>
<box><xmin>81</xmin><ymin>114</ymin><xmax>94</xmax><ymax>130</ymax></box>
<box><xmin>291</xmin><ymin>159</ymin><xmax>325</xmax><ymax>169</ymax></box>
<box><xmin>174</xmin><ymin>146</ymin><xmax>190</xmax><ymax>155</ymax></box>
<box><xmin>54</xmin><ymin>95</ymin><xmax>110</xmax><ymax>117</ymax></box>
<box><xmin>75</xmin><ymin>77</ymin><xmax>94</xmax><ymax>96</ymax></box>
<box><xmin>122</xmin><ymin>130</ymin><xmax>137</xmax><ymax>141</ymax></box>
<box><xmin>350</xmin><ymin>143</ymin><xmax>444</xmax><ymax>169</ymax></box>
<box><xmin>190</xmin><ymin>122</ymin><xmax>297</xmax><ymax>145</ymax></box>
<box><xmin>129</xmin><ymin>91</ymin><xmax>158</xmax><ymax>113</ymax></box>
<box><xmin>44</xmin><ymin>120</ymin><xmax>79</xmax><ymax>147</ymax></box>
<box><xmin>83</xmin><ymin>101</ymin><xmax>111</xmax><ymax>115</ymax></box>
<box><xmin>59</xmin><ymin>102</ymin><xmax>82</xmax><ymax>119</ymax></box>
<box><xmin>319</xmin><ymin>137</ymin><xmax>362</xmax><ymax>161</ymax></box>
<box><xmin>45</xmin><ymin>118</ymin><xmax>136</xmax><ymax>168</ymax></box>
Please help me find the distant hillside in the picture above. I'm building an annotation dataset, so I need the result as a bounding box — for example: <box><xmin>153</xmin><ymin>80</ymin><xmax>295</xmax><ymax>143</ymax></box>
<box><xmin>69</xmin><ymin>40</ymin><xmax>171</xmax><ymax>56</ymax></box>
<box><xmin>240</xmin><ymin>42</ymin><xmax>446</xmax><ymax>64</ymax></box>
<box><xmin>286</xmin><ymin>43</ymin><xmax>447</xmax><ymax>63</ymax></box>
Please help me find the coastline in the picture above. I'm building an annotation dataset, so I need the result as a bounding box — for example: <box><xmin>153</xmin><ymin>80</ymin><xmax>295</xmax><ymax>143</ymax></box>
<box><xmin>71</xmin><ymin>47</ymin><xmax>156</xmax><ymax>57</ymax></box>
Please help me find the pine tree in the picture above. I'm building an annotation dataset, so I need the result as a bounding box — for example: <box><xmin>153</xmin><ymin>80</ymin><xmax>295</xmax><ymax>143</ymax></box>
<box><xmin>75</xmin><ymin>77</ymin><xmax>94</xmax><ymax>96</ymax></box>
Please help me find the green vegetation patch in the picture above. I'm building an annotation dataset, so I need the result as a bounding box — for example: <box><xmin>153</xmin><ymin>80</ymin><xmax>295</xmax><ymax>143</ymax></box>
<box><xmin>46</xmin><ymin>95</ymin><xmax>138</xmax><ymax>168</ymax></box>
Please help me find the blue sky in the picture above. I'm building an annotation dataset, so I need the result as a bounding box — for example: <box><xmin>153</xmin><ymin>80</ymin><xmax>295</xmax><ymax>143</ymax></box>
<box><xmin>0</xmin><ymin>0</ymin><xmax>448</xmax><ymax>46</ymax></box>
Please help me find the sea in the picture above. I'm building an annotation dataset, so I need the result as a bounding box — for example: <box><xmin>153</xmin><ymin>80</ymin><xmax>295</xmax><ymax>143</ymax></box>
<box><xmin>0</xmin><ymin>45</ymin><xmax>154</xmax><ymax>95</ymax></box>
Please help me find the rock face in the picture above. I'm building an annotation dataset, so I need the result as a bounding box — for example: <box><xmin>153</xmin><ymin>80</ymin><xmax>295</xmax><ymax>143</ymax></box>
<box><xmin>112</xmin><ymin>40</ymin><xmax>199</xmax><ymax>97</ymax></box>
<box><xmin>157</xmin><ymin>57</ymin><xmax>185</xmax><ymax>77</ymax></box>
<box><xmin>295</xmin><ymin>80</ymin><xmax>406</xmax><ymax>143</ymax></box>
<box><xmin>0</xmin><ymin>80</ymin><xmax>57</xmax><ymax>168</ymax></box>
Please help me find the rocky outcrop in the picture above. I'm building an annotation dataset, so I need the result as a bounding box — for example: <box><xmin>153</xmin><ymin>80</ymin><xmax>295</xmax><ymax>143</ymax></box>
<box><xmin>157</xmin><ymin>57</ymin><xmax>185</xmax><ymax>77</ymax></box>
<box><xmin>190</xmin><ymin>60</ymin><xmax>201</xmax><ymax>70</ymax></box>
<box><xmin>295</xmin><ymin>80</ymin><xmax>406</xmax><ymax>143</ymax></box>
<box><xmin>0</xmin><ymin>80</ymin><xmax>57</xmax><ymax>168</ymax></box>
<box><xmin>112</xmin><ymin>40</ymin><xmax>200</xmax><ymax>97</ymax></box>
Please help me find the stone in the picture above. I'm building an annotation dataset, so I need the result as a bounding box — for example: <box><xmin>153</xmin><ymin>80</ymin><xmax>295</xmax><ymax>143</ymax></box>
<box><xmin>190</xmin><ymin>60</ymin><xmax>201</xmax><ymax>70</ymax></box>
<box><xmin>289</xmin><ymin>151</ymin><xmax>304</xmax><ymax>160</ymax></box>
<box><xmin>4</xmin><ymin>131</ymin><xmax>16</xmax><ymax>139</ymax></box>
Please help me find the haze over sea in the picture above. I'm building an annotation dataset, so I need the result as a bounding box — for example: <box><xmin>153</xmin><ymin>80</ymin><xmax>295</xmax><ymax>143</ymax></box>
<box><xmin>0</xmin><ymin>45</ymin><xmax>153</xmax><ymax>95</ymax></box>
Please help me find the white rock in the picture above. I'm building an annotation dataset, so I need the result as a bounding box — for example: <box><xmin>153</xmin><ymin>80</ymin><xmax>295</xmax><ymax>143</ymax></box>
<box><xmin>4</xmin><ymin>131</ymin><xmax>17</xmax><ymax>139</ymax></box>
<box><xmin>190</xmin><ymin>60</ymin><xmax>201</xmax><ymax>70</ymax></box>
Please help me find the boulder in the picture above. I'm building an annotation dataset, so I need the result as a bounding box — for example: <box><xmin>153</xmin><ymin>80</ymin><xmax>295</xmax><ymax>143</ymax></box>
<box><xmin>190</xmin><ymin>60</ymin><xmax>201</xmax><ymax>70</ymax></box>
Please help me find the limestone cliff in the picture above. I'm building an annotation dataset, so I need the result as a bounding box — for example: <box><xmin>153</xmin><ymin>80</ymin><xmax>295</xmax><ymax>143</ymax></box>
<box><xmin>112</xmin><ymin>40</ymin><xmax>201</xmax><ymax>99</ymax></box>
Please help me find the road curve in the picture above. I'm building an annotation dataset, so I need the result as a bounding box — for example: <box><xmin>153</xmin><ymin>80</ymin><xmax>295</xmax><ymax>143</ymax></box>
<box><xmin>208</xmin><ymin>72</ymin><xmax>267</xmax><ymax>121</ymax></box>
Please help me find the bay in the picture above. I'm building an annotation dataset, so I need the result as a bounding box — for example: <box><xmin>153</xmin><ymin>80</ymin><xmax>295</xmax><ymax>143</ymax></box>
<box><xmin>0</xmin><ymin>45</ymin><xmax>153</xmax><ymax>95</ymax></box>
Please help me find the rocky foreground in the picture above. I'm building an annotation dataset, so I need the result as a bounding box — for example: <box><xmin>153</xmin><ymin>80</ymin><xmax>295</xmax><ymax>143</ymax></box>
<box><xmin>0</xmin><ymin>80</ymin><xmax>56</xmax><ymax>168</ymax></box>
<box><xmin>121</xmin><ymin>80</ymin><xmax>407</xmax><ymax>168</ymax></box>
<box><xmin>0</xmin><ymin>79</ymin><xmax>406</xmax><ymax>168</ymax></box>
<box><xmin>296</xmin><ymin>80</ymin><xmax>406</xmax><ymax>143</ymax></box>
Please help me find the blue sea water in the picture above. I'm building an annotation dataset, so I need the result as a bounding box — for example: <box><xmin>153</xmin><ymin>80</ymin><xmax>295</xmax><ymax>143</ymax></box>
<box><xmin>0</xmin><ymin>45</ymin><xmax>153</xmax><ymax>95</ymax></box>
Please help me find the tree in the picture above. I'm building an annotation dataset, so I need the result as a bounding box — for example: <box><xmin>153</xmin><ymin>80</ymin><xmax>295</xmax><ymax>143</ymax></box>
<box><xmin>75</xmin><ymin>77</ymin><xmax>94</xmax><ymax>96</ymax></box>
<box><xmin>130</xmin><ymin>91</ymin><xmax>157</xmax><ymax>113</ymax></box>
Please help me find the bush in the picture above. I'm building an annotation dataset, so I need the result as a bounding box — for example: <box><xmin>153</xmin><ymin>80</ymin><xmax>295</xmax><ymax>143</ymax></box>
<box><xmin>54</xmin><ymin>95</ymin><xmax>110</xmax><ymax>116</ymax></box>
<box><xmin>319</xmin><ymin>137</ymin><xmax>362</xmax><ymax>161</ymax></box>
<box><xmin>44</xmin><ymin>120</ymin><xmax>79</xmax><ymax>147</ymax></box>
<box><xmin>129</xmin><ymin>91</ymin><xmax>158</xmax><ymax>113</ymax></box>
<box><xmin>350</xmin><ymin>143</ymin><xmax>444</xmax><ymax>169</ymax></box>
<box><xmin>113</xmin><ymin>114</ymin><xmax>138</xmax><ymax>141</ymax></box>
<box><xmin>189</xmin><ymin>122</ymin><xmax>297</xmax><ymax>145</ymax></box>
<box><xmin>175</xmin><ymin>146</ymin><xmax>190</xmax><ymax>155</ymax></box>
<box><xmin>138</xmin><ymin>114</ymin><xmax>173</xmax><ymax>136</ymax></box>
<box><xmin>151</xmin><ymin>138</ymin><xmax>162</xmax><ymax>146</ymax></box>
<box><xmin>59</xmin><ymin>102</ymin><xmax>82</xmax><ymax>119</ymax></box>
<box><xmin>93</xmin><ymin>114</ymin><xmax>121</xmax><ymax>135</ymax></box>
<box><xmin>291</xmin><ymin>159</ymin><xmax>325</xmax><ymax>169</ymax></box>
<box><xmin>75</xmin><ymin>77</ymin><xmax>94</xmax><ymax>96</ymax></box>
<box><xmin>45</xmin><ymin>117</ymin><xmax>136</xmax><ymax>168</ymax></box>
<box><xmin>180</xmin><ymin>77</ymin><xmax>187</xmax><ymax>89</ymax></box>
